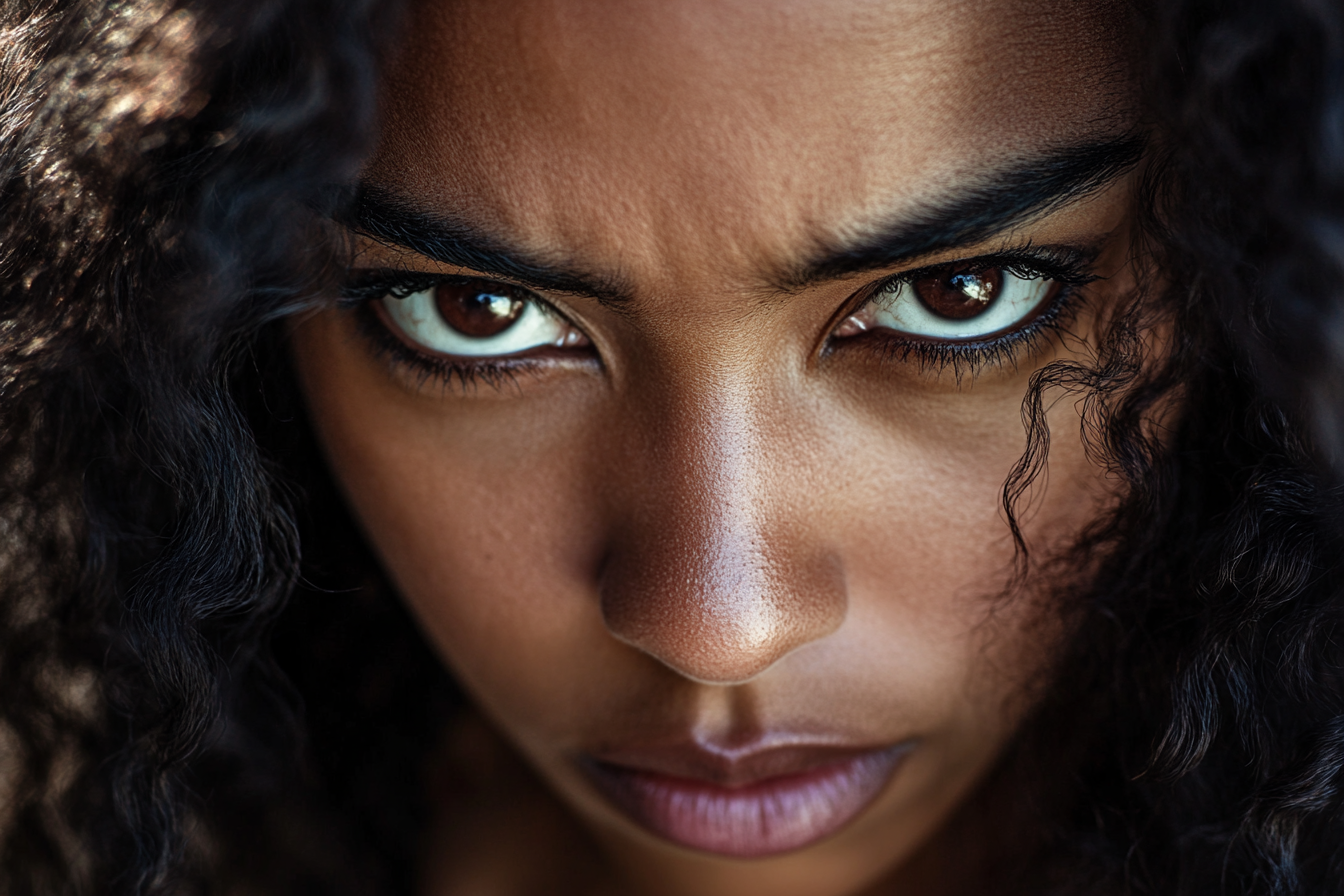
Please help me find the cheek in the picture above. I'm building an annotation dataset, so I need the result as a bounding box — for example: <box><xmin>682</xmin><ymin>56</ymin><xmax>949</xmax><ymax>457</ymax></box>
<box><xmin>290</xmin><ymin>305</ymin><xmax>1106</xmax><ymax>774</ymax></box>
<box><xmin>812</xmin><ymin>366</ymin><xmax>1106</xmax><ymax>732</ymax></box>
<box><xmin>289</xmin><ymin>312</ymin><xmax>630</xmax><ymax>734</ymax></box>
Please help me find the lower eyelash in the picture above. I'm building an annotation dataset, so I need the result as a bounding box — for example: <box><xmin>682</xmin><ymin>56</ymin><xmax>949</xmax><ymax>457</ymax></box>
<box><xmin>344</xmin><ymin>255</ymin><xmax>1089</xmax><ymax>389</ymax></box>
<box><xmin>860</xmin><ymin>283</ymin><xmax>1087</xmax><ymax>382</ymax></box>
<box><xmin>350</xmin><ymin>300</ymin><xmax>542</xmax><ymax>392</ymax></box>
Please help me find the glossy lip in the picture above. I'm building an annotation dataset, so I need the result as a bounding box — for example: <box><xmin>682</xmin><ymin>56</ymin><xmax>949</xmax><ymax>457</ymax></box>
<box><xmin>579</xmin><ymin>740</ymin><xmax>911</xmax><ymax>858</ymax></box>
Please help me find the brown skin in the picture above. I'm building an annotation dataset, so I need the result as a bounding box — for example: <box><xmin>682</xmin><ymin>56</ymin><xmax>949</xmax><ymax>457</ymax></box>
<box><xmin>290</xmin><ymin>1</ymin><xmax>1143</xmax><ymax>893</ymax></box>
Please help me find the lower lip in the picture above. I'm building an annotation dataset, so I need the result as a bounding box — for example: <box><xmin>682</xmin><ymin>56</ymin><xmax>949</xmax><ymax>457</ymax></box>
<box><xmin>583</xmin><ymin>747</ymin><xmax>907</xmax><ymax>858</ymax></box>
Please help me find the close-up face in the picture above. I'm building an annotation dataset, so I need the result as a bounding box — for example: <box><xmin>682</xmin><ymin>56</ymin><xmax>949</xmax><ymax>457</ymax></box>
<box><xmin>291</xmin><ymin>0</ymin><xmax>1144</xmax><ymax>893</ymax></box>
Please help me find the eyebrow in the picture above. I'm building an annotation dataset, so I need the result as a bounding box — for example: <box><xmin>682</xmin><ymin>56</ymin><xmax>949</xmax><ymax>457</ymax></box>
<box><xmin>782</xmin><ymin>132</ymin><xmax>1145</xmax><ymax>289</ymax></box>
<box><xmin>344</xmin><ymin>132</ymin><xmax>1144</xmax><ymax>301</ymax></box>
<box><xmin>342</xmin><ymin>189</ymin><xmax>631</xmax><ymax>302</ymax></box>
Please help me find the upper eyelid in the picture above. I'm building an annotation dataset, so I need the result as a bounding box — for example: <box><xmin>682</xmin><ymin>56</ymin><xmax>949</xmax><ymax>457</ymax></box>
<box><xmin>345</xmin><ymin>244</ymin><xmax>613</xmax><ymax>301</ymax></box>
<box><xmin>345</xmin><ymin>256</ymin><xmax>1088</xmax><ymax>385</ymax></box>
<box><xmin>882</xmin><ymin>246</ymin><xmax>1100</xmax><ymax>284</ymax></box>
<box><xmin>342</xmin><ymin>270</ymin><xmax>591</xmax><ymax>337</ymax></box>
<box><xmin>341</xmin><ymin>269</ymin><xmax>557</xmax><ymax>306</ymax></box>
<box><xmin>793</xmin><ymin>245</ymin><xmax>1103</xmax><ymax>319</ymax></box>
<box><xmin>344</xmin><ymin>243</ymin><xmax>1102</xmax><ymax>314</ymax></box>
<box><xmin>836</xmin><ymin>245</ymin><xmax>1099</xmax><ymax>318</ymax></box>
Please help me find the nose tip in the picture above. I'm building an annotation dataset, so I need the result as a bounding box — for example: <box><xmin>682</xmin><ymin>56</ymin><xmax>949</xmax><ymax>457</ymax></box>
<box><xmin>598</xmin><ymin>365</ymin><xmax>847</xmax><ymax>684</ymax></box>
<box><xmin>600</xmin><ymin>525</ymin><xmax>847</xmax><ymax>685</ymax></box>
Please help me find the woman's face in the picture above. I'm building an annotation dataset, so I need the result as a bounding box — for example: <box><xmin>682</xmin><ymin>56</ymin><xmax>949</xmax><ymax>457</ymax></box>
<box><xmin>292</xmin><ymin>0</ymin><xmax>1141</xmax><ymax>892</ymax></box>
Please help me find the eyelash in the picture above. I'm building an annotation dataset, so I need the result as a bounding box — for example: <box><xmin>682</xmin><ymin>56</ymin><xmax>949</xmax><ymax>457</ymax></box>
<box><xmin>339</xmin><ymin>275</ymin><xmax>574</xmax><ymax>391</ymax></box>
<box><xmin>338</xmin><ymin>244</ymin><xmax>1099</xmax><ymax>389</ymax></box>
<box><xmin>838</xmin><ymin>244</ymin><xmax>1099</xmax><ymax>380</ymax></box>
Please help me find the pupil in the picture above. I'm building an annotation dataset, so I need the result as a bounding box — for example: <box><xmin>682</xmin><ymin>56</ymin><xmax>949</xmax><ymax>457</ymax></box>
<box><xmin>913</xmin><ymin>266</ymin><xmax>1002</xmax><ymax>321</ymax></box>
<box><xmin>434</xmin><ymin>279</ymin><xmax>526</xmax><ymax>337</ymax></box>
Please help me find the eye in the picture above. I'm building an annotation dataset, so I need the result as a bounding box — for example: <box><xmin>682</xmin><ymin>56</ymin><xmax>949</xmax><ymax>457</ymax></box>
<box><xmin>379</xmin><ymin>277</ymin><xmax>586</xmax><ymax>357</ymax></box>
<box><xmin>836</xmin><ymin>264</ymin><xmax>1060</xmax><ymax>341</ymax></box>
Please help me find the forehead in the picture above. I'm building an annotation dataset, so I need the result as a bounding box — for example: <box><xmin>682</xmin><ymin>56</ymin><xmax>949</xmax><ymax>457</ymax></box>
<box><xmin>368</xmin><ymin>0</ymin><xmax>1138</xmax><ymax>285</ymax></box>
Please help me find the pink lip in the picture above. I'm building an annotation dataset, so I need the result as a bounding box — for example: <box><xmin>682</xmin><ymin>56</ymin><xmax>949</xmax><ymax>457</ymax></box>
<box><xmin>581</xmin><ymin>742</ymin><xmax>909</xmax><ymax>858</ymax></box>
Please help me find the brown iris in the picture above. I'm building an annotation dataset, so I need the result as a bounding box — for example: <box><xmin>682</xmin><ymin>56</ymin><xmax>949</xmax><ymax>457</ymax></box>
<box><xmin>912</xmin><ymin>266</ymin><xmax>1003</xmax><ymax>320</ymax></box>
<box><xmin>435</xmin><ymin>278</ymin><xmax>528</xmax><ymax>337</ymax></box>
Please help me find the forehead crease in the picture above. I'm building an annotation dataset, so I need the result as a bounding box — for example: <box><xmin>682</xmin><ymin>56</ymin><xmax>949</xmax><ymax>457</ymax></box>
<box><xmin>401</xmin><ymin>0</ymin><xmax>1133</xmax><ymax>141</ymax></box>
<box><xmin>376</xmin><ymin>0</ymin><xmax>1137</xmax><ymax>287</ymax></box>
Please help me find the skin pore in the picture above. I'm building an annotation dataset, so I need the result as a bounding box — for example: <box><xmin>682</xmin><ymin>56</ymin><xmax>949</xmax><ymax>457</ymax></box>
<box><xmin>289</xmin><ymin>1</ymin><xmax>1144</xmax><ymax>894</ymax></box>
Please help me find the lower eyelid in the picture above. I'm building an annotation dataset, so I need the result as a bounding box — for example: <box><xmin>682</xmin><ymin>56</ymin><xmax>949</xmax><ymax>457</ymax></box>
<box><xmin>830</xmin><ymin>281</ymin><xmax>1086</xmax><ymax>375</ymax></box>
<box><xmin>350</xmin><ymin>266</ymin><xmax>1083</xmax><ymax>387</ymax></box>
<box><xmin>352</xmin><ymin>300</ymin><xmax>597</xmax><ymax>391</ymax></box>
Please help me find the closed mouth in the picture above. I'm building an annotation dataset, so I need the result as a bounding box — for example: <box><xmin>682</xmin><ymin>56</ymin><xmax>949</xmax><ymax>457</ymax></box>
<box><xmin>580</xmin><ymin>742</ymin><xmax>909</xmax><ymax>858</ymax></box>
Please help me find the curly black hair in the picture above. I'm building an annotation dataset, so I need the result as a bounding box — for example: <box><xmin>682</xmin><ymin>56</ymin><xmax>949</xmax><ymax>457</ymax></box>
<box><xmin>2</xmin><ymin>1</ymin><xmax>1344</xmax><ymax>894</ymax></box>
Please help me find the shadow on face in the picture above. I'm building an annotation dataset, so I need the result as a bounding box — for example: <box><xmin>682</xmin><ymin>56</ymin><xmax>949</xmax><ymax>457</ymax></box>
<box><xmin>291</xmin><ymin>1</ymin><xmax>1144</xmax><ymax>893</ymax></box>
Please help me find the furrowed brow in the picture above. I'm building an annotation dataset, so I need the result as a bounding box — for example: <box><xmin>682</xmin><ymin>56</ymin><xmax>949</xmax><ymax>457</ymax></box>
<box><xmin>783</xmin><ymin>133</ymin><xmax>1145</xmax><ymax>289</ymax></box>
<box><xmin>341</xmin><ymin>186</ymin><xmax>630</xmax><ymax>302</ymax></box>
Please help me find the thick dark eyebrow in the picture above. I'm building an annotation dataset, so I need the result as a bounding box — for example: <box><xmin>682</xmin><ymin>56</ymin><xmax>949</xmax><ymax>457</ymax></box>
<box><xmin>779</xmin><ymin>133</ymin><xmax>1145</xmax><ymax>290</ymax></box>
<box><xmin>344</xmin><ymin>132</ymin><xmax>1143</xmax><ymax>302</ymax></box>
<box><xmin>340</xmin><ymin>187</ymin><xmax>631</xmax><ymax>303</ymax></box>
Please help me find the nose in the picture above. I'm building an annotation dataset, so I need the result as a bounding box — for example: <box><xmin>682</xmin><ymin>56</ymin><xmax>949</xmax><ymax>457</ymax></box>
<box><xmin>599</xmin><ymin>377</ymin><xmax>847</xmax><ymax>684</ymax></box>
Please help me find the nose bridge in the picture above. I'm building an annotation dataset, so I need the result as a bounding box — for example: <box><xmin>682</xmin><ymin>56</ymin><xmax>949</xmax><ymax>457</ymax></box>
<box><xmin>599</xmin><ymin>365</ymin><xmax>846</xmax><ymax>685</ymax></box>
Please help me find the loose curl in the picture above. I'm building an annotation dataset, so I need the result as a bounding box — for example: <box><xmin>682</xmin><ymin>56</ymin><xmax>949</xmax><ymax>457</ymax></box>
<box><xmin>1</xmin><ymin>1</ymin><xmax>1343</xmax><ymax>894</ymax></box>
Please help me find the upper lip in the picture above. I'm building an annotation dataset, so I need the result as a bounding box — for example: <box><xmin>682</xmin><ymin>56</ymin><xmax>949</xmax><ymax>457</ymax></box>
<box><xmin>584</xmin><ymin>736</ymin><xmax>901</xmax><ymax>789</ymax></box>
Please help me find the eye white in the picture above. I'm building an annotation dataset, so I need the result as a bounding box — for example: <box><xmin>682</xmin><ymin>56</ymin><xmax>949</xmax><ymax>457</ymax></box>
<box><xmin>381</xmin><ymin>286</ymin><xmax>575</xmax><ymax>358</ymax></box>
<box><xmin>858</xmin><ymin>271</ymin><xmax>1054</xmax><ymax>340</ymax></box>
